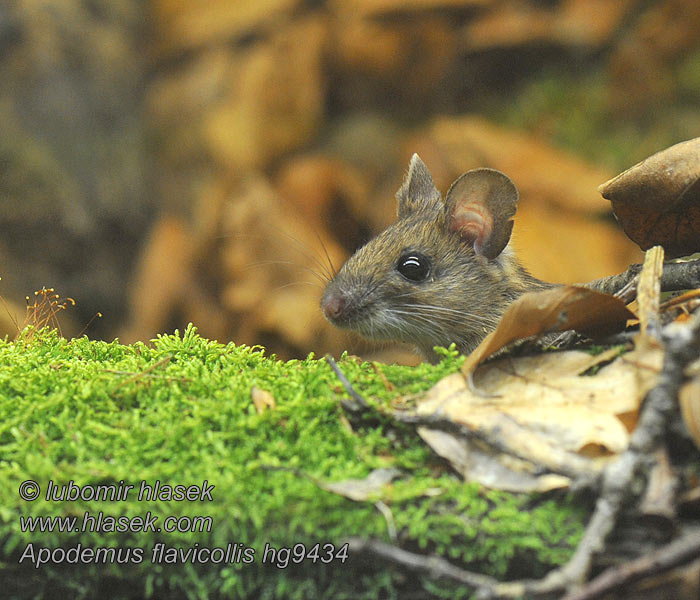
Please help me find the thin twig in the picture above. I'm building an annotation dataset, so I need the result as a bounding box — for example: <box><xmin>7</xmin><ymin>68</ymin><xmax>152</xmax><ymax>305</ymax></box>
<box><xmin>108</xmin><ymin>355</ymin><xmax>174</xmax><ymax>390</ymax></box>
<box><xmin>325</xmin><ymin>355</ymin><xmax>369</xmax><ymax>410</ymax></box>
<box><xmin>562</xmin><ymin>526</ymin><xmax>700</xmax><ymax>600</ymax></box>
<box><xmin>584</xmin><ymin>259</ymin><xmax>700</xmax><ymax>300</ymax></box>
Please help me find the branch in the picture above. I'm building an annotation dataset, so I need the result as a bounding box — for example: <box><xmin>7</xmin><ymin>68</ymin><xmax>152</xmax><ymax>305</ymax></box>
<box><xmin>584</xmin><ymin>259</ymin><xmax>700</xmax><ymax>301</ymax></box>
<box><xmin>562</xmin><ymin>527</ymin><xmax>700</xmax><ymax>600</ymax></box>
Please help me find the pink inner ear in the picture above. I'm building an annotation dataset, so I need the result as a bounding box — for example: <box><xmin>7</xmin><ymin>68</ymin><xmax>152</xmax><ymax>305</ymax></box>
<box><xmin>449</xmin><ymin>201</ymin><xmax>493</xmax><ymax>256</ymax></box>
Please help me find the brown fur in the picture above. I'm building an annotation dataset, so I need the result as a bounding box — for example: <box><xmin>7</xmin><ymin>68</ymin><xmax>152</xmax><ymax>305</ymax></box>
<box><xmin>321</xmin><ymin>155</ymin><xmax>551</xmax><ymax>362</ymax></box>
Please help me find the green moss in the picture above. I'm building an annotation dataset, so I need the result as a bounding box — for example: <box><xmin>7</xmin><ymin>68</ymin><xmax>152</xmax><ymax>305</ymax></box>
<box><xmin>0</xmin><ymin>326</ymin><xmax>585</xmax><ymax>599</ymax></box>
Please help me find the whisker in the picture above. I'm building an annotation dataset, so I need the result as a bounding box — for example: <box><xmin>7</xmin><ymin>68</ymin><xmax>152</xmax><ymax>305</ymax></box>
<box><xmin>314</xmin><ymin>230</ymin><xmax>338</xmax><ymax>277</ymax></box>
<box><xmin>218</xmin><ymin>230</ymin><xmax>334</xmax><ymax>283</ymax></box>
<box><xmin>267</xmin><ymin>225</ymin><xmax>335</xmax><ymax>283</ymax></box>
<box><xmin>270</xmin><ymin>281</ymin><xmax>324</xmax><ymax>292</ymax></box>
<box><xmin>241</xmin><ymin>260</ymin><xmax>328</xmax><ymax>285</ymax></box>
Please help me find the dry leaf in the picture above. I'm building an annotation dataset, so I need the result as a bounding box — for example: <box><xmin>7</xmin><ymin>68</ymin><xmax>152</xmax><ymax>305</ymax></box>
<box><xmin>680</xmin><ymin>376</ymin><xmax>700</xmax><ymax>450</ymax></box>
<box><xmin>321</xmin><ymin>468</ymin><xmax>402</xmax><ymax>501</ymax></box>
<box><xmin>461</xmin><ymin>286</ymin><xmax>635</xmax><ymax>376</ymax></box>
<box><xmin>120</xmin><ymin>216</ymin><xmax>197</xmax><ymax>344</ymax></box>
<box><xmin>514</xmin><ymin>200</ymin><xmax>642</xmax><ymax>285</ymax></box>
<box><xmin>464</xmin><ymin>0</ymin><xmax>634</xmax><ymax>52</ymax></box>
<box><xmin>598</xmin><ymin>137</ymin><xmax>700</xmax><ymax>258</ymax></box>
<box><xmin>331</xmin><ymin>0</ymin><xmax>489</xmax><ymax>18</ymax></box>
<box><xmin>251</xmin><ymin>386</ymin><xmax>277</xmax><ymax>413</ymax></box>
<box><xmin>430</xmin><ymin>116</ymin><xmax>614</xmax><ymax>214</ymax></box>
<box><xmin>416</xmin><ymin>342</ymin><xmax>662</xmax><ymax>491</ymax></box>
<box><xmin>152</xmin><ymin>0</ymin><xmax>300</xmax><ymax>55</ymax></box>
<box><xmin>660</xmin><ymin>289</ymin><xmax>700</xmax><ymax>321</ymax></box>
<box><xmin>417</xmin><ymin>428</ymin><xmax>571</xmax><ymax>492</ymax></box>
<box><xmin>204</xmin><ymin>17</ymin><xmax>326</xmax><ymax>171</ymax></box>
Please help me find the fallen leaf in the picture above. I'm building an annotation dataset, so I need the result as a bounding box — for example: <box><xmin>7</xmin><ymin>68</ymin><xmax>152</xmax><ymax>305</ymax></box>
<box><xmin>152</xmin><ymin>0</ymin><xmax>300</xmax><ymax>55</ymax></box>
<box><xmin>464</xmin><ymin>0</ymin><xmax>634</xmax><ymax>52</ymax></box>
<box><xmin>660</xmin><ymin>288</ymin><xmax>700</xmax><ymax>322</ymax></box>
<box><xmin>251</xmin><ymin>386</ymin><xmax>277</xmax><ymax>413</ymax></box>
<box><xmin>417</xmin><ymin>427</ymin><xmax>571</xmax><ymax>492</ymax></box>
<box><xmin>430</xmin><ymin>116</ymin><xmax>615</xmax><ymax>213</ymax></box>
<box><xmin>461</xmin><ymin>286</ymin><xmax>635</xmax><ymax>375</ymax></box>
<box><xmin>680</xmin><ymin>375</ymin><xmax>700</xmax><ymax>450</ymax></box>
<box><xmin>416</xmin><ymin>342</ymin><xmax>662</xmax><ymax>491</ymax></box>
<box><xmin>321</xmin><ymin>468</ymin><xmax>402</xmax><ymax>501</ymax></box>
<box><xmin>598</xmin><ymin>137</ymin><xmax>700</xmax><ymax>258</ymax></box>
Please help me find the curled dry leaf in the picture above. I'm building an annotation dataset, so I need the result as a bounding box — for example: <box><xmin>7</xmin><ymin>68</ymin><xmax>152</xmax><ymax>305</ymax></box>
<box><xmin>461</xmin><ymin>286</ymin><xmax>634</xmax><ymax>376</ymax></box>
<box><xmin>598</xmin><ymin>137</ymin><xmax>700</xmax><ymax>259</ymax></box>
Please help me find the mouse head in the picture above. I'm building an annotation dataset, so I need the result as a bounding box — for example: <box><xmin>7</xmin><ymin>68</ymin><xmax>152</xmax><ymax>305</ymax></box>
<box><xmin>321</xmin><ymin>153</ymin><xmax>521</xmax><ymax>358</ymax></box>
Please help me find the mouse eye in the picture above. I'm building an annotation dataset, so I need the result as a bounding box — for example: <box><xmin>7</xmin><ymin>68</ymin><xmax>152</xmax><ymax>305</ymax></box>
<box><xmin>397</xmin><ymin>252</ymin><xmax>431</xmax><ymax>282</ymax></box>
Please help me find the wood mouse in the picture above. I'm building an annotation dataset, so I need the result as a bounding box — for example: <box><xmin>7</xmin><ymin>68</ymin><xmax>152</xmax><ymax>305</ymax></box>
<box><xmin>320</xmin><ymin>154</ymin><xmax>552</xmax><ymax>363</ymax></box>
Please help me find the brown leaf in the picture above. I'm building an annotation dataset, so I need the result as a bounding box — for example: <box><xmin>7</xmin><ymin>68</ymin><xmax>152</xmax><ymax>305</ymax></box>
<box><xmin>152</xmin><ymin>0</ymin><xmax>300</xmax><ymax>55</ymax></box>
<box><xmin>429</xmin><ymin>116</ymin><xmax>614</xmax><ymax>213</ymax></box>
<box><xmin>461</xmin><ymin>286</ymin><xmax>635</xmax><ymax>375</ymax></box>
<box><xmin>598</xmin><ymin>137</ymin><xmax>700</xmax><ymax>258</ymax></box>
<box><xmin>464</xmin><ymin>0</ymin><xmax>634</xmax><ymax>52</ymax></box>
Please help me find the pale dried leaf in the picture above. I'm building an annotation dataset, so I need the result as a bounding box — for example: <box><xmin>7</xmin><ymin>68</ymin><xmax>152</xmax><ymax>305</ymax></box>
<box><xmin>416</xmin><ymin>342</ymin><xmax>663</xmax><ymax>490</ymax></box>
<box><xmin>251</xmin><ymin>386</ymin><xmax>276</xmax><ymax>413</ymax></box>
<box><xmin>417</xmin><ymin>428</ymin><xmax>570</xmax><ymax>493</ymax></box>
<box><xmin>680</xmin><ymin>376</ymin><xmax>700</xmax><ymax>450</ymax></box>
<box><xmin>322</xmin><ymin>468</ymin><xmax>402</xmax><ymax>501</ymax></box>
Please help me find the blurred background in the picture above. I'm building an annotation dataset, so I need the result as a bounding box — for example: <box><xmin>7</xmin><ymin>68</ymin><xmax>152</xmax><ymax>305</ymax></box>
<box><xmin>0</xmin><ymin>0</ymin><xmax>698</xmax><ymax>363</ymax></box>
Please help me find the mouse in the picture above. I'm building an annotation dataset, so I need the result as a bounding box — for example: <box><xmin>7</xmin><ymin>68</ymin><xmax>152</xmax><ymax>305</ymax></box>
<box><xmin>320</xmin><ymin>153</ymin><xmax>552</xmax><ymax>363</ymax></box>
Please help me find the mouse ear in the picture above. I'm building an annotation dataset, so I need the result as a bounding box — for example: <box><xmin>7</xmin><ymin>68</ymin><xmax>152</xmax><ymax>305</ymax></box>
<box><xmin>445</xmin><ymin>168</ymin><xmax>518</xmax><ymax>260</ymax></box>
<box><xmin>396</xmin><ymin>153</ymin><xmax>442</xmax><ymax>218</ymax></box>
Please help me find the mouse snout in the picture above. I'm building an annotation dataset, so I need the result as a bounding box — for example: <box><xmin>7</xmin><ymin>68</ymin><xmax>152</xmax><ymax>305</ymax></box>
<box><xmin>321</xmin><ymin>289</ymin><xmax>348</xmax><ymax>322</ymax></box>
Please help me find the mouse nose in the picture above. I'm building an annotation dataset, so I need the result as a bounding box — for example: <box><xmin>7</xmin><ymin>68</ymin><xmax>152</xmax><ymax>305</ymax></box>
<box><xmin>321</xmin><ymin>290</ymin><xmax>347</xmax><ymax>321</ymax></box>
